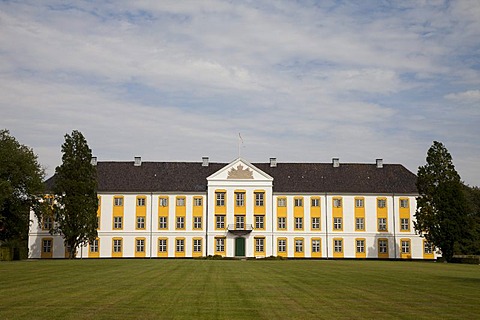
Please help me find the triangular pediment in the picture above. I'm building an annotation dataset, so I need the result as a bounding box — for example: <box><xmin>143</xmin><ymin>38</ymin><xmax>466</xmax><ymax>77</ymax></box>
<box><xmin>207</xmin><ymin>158</ymin><xmax>273</xmax><ymax>181</ymax></box>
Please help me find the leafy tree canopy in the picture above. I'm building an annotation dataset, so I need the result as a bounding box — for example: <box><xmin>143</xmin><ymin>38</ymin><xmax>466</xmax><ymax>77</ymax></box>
<box><xmin>0</xmin><ymin>129</ymin><xmax>44</xmax><ymax>245</ymax></box>
<box><xmin>53</xmin><ymin>130</ymin><xmax>97</xmax><ymax>258</ymax></box>
<box><xmin>414</xmin><ymin>141</ymin><xmax>469</xmax><ymax>261</ymax></box>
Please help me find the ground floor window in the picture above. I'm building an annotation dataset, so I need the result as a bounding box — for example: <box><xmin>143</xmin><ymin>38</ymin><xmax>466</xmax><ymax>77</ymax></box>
<box><xmin>334</xmin><ymin>239</ymin><xmax>343</xmax><ymax>253</ymax></box>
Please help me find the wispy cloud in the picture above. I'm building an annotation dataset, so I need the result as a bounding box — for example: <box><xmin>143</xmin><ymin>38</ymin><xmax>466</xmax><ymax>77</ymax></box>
<box><xmin>1</xmin><ymin>0</ymin><xmax>479</xmax><ymax>185</ymax></box>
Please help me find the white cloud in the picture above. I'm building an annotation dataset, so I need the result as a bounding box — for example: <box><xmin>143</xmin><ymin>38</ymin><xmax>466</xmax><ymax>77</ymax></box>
<box><xmin>1</xmin><ymin>0</ymin><xmax>480</xmax><ymax>185</ymax></box>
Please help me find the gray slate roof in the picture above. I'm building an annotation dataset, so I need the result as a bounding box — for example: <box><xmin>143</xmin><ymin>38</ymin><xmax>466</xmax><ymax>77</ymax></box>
<box><xmin>45</xmin><ymin>161</ymin><xmax>418</xmax><ymax>194</ymax></box>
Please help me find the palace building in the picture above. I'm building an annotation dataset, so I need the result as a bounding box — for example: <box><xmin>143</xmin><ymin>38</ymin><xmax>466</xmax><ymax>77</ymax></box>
<box><xmin>28</xmin><ymin>157</ymin><xmax>436</xmax><ymax>259</ymax></box>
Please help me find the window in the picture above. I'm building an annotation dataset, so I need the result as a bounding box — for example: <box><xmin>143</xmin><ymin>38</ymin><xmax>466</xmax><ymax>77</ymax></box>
<box><xmin>176</xmin><ymin>216</ymin><xmax>185</xmax><ymax>229</ymax></box>
<box><xmin>333</xmin><ymin>198</ymin><xmax>342</xmax><ymax>208</ymax></box>
<box><xmin>424</xmin><ymin>241</ymin><xmax>433</xmax><ymax>254</ymax></box>
<box><xmin>194</xmin><ymin>198</ymin><xmax>202</xmax><ymax>206</ymax></box>
<box><xmin>333</xmin><ymin>217</ymin><xmax>342</xmax><ymax>230</ymax></box>
<box><xmin>295</xmin><ymin>239</ymin><xmax>303</xmax><ymax>253</ymax></box>
<box><xmin>216</xmin><ymin>238</ymin><xmax>225</xmax><ymax>252</ymax></box>
<box><xmin>159</xmin><ymin>198</ymin><xmax>168</xmax><ymax>207</ymax></box>
<box><xmin>378</xmin><ymin>218</ymin><xmax>387</xmax><ymax>231</ymax></box>
<box><xmin>137</xmin><ymin>216</ymin><xmax>145</xmax><ymax>229</ymax></box>
<box><xmin>158</xmin><ymin>216</ymin><xmax>168</xmax><ymax>229</ymax></box>
<box><xmin>278</xmin><ymin>217</ymin><xmax>286</xmax><ymax>229</ymax></box>
<box><xmin>235</xmin><ymin>192</ymin><xmax>245</xmax><ymax>207</ymax></box>
<box><xmin>113</xmin><ymin>239</ymin><xmax>122</xmax><ymax>253</ymax></box>
<box><xmin>193</xmin><ymin>239</ymin><xmax>202</xmax><ymax>252</ymax></box>
<box><xmin>401</xmin><ymin>218</ymin><xmax>409</xmax><ymax>231</ymax></box>
<box><xmin>311</xmin><ymin>217</ymin><xmax>320</xmax><ymax>230</ymax></box>
<box><xmin>311</xmin><ymin>198</ymin><xmax>320</xmax><ymax>207</ymax></box>
<box><xmin>193</xmin><ymin>216</ymin><xmax>202</xmax><ymax>229</ymax></box>
<box><xmin>378</xmin><ymin>239</ymin><xmax>388</xmax><ymax>253</ymax></box>
<box><xmin>90</xmin><ymin>239</ymin><xmax>99</xmax><ymax>253</ymax></box>
<box><xmin>216</xmin><ymin>192</ymin><xmax>225</xmax><ymax>207</ymax></box>
<box><xmin>235</xmin><ymin>215</ymin><xmax>245</xmax><ymax>229</ymax></box>
<box><xmin>43</xmin><ymin>216</ymin><xmax>53</xmax><ymax>230</ymax></box>
<box><xmin>295</xmin><ymin>217</ymin><xmax>303</xmax><ymax>229</ymax></box>
<box><xmin>255</xmin><ymin>215</ymin><xmax>264</xmax><ymax>229</ymax></box>
<box><xmin>277</xmin><ymin>198</ymin><xmax>286</xmax><ymax>207</ymax></box>
<box><xmin>114</xmin><ymin>197</ymin><xmax>123</xmax><ymax>206</ymax></box>
<box><xmin>42</xmin><ymin>239</ymin><xmax>52</xmax><ymax>253</ymax></box>
<box><xmin>216</xmin><ymin>215</ymin><xmax>225</xmax><ymax>229</ymax></box>
<box><xmin>378</xmin><ymin>199</ymin><xmax>386</xmax><ymax>208</ymax></box>
<box><xmin>176</xmin><ymin>197</ymin><xmax>185</xmax><ymax>206</ymax></box>
<box><xmin>356</xmin><ymin>240</ymin><xmax>365</xmax><ymax>253</ymax></box>
<box><xmin>355</xmin><ymin>198</ymin><xmax>364</xmax><ymax>208</ymax></box>
<box><xmin>401</xmin><ymin>240</ymin><xmax>410</xmax><ymax>254</ymax></box>
<box><xmin>255</xmin><ymin>238</ymin><xmax>265</xmax><ymax>252</ymax></box>
<box><xmin>176</xmin><ymin>239</ymin><xmax>184</xmax><ymax>252</ymax></box>
<box><xmin>255</xmin><ymin>192</ymin><xmax>264</xmax><ymax>206</ymax></box>
<box><xmin>400</xmin><ymin>199</ymin><xmax>409</xmax><ymax>208</ymax></box>
<box><xmin>294</xmin><ymin>198</ymin><xmax>303</xmax><ymax>207</ymax></box>
<box><xmin>278</xmin><ymin>239</ymin><xmax>286</xmax><ymax>252</ymax></box>
<box><xmin>158</xmin><ymin>239</ymin><xmax>167</xmax><ymax>252</ymax></box>
<box><xmin>355</xmin><ymin>217</ymin><xmax>365</xmax><ymax>231</ymax></box>
<box><xmin>137</xmin><ymin>198</ymin><xmax>145</xmax><ymax>206</ymax></box>
<box><xmin>113</xmin><ymin>216</ymin><xmax>122</xmax><ymax>229</ymax></box>
<box><xmin>136</xmin><ymin>239</ymin><xmax>145</xmax><ymax>252</ymax></box>
<box><xmin>334</xmin><ymin>239</ymin><xmax>343</xmax><ymax>253</ymax></box>
<box><xmin>312</xmin><ymin>239</ymin><xmax>321</xmax><ymax>253</ymax></box>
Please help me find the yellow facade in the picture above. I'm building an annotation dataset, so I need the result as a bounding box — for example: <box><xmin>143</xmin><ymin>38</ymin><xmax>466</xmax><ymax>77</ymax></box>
<box><xmin>332</xmin><ymin>197</ymin><xmax>343</xmax><ymax>231</ymax></box>
<box><xmin>234</xmin><ymin>190</ymin><xmax>246</xmax><ymax>215</ymax></box>
<box><xmin>399</xmin><ymin>198</ymin><xmax>410</xmax><ymax>232</ymax></box>
<box><xmin>376</xmin><ymin>197</ymin><xmax>388</xmax><ymax>232</ymax></box>
<box><xmin>354</xmin><ymin>197</ymin><xmax>365</xmax><ymax>231</ymax></box>
<box><xmin>215</xmin><ymin>190</ymin><xmax>226</xmax><ymax>214</ymax></box>
<box><xmin>253</xmin><ymin>190</ymin><xmax>265</xmax><ymax>214</ymax></box>
<box><xmin>310</xmin><ymin>197</ymin><xmax>321</xmax><ymax>231</ymax></box>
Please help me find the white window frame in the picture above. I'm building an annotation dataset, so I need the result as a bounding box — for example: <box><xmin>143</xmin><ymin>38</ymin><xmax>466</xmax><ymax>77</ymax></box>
<box><xmin>255</xmin><ymin>215</ymin><xmax>264</xmax><ymax>229</ymax></box>
<box><xmin>216</xmin><ymin>215</ymin><xmax>225</xmax><ymax>229</ymax></box>
<box><xmin>295</xmin><ymin>239</ymin><xmax>303</xmax><ymax>253</ymax></box>
<box><xmin>176</xmin><ymin>197</ymin><xmax>185</xmax><ymax>207</ymax></box>
<box><xmin>333</xmin><ymin>217</ymin><xmax>342</xmax><ymax>230</ymax></box>
<box><xmin>158</xmin><ymin>239</ymin><xmax>167</xmax><ymax>252</ymax></box>
<box><xmin>113</xmin><ymin>239</ymin><xmax>122</xmax><ymax>253</ymax></box>
<box><xmin>193</xmin><ymin>239</ymin><xmax>202</xmax><ymax>252</ymax></box>
<box><xmin>311</xmin><ymin>198</ymin><xmax>320</xmax><ymax>207</ymax></box>
<box><xmin>355</xmin><ymin>198</ymin><xmax>364</xmax><ymax>208</ymax></box>
<box><xmin>311</xmin><ymin>217</ymin><xmax>320</xmax><ymax>230</ymax></box>
<box><xmin>278</xmin><ymin>217</ymin><xmax>286</xmax><ymax>229</ymax></box>
<box><xmin>277</xmin><ymin>198</ymin><xmax>286</xmax><ymax>207</ymax></box>
<box><xmin>401</xmin><ymin>218</ymin><xmax>409</xmax><ymax>231</ymax></box>
<box><xmin>334</xmin><ymin>239</ymin><xmax>343</xmax><ymax>253</ymax></box>
<box><xmin>193</xmin><ymin>216</ymin><xmax>202</xmax><ymax>229</ymax></box>
<box><xmin>114</xmin><ymin>197</ymin><xmax>123</xmax><ymax>206</ymax></box>
<box><xmin>176</xmin><ymin>239</ymin><xmax>185</xmax><ymax>252</ymax></box>
<box><xmin>278</xmin><ymin>239</ymin><xmax>286</xmax><ymax>252</ymax></box>
<box><xmin>401</xmin><ymin>240</ymin><xmax>410</xmax><ymax>254</ymax></box>
<box><xmin>113</xmin><ymin>216</ymin><xmax>122</xmax><ymax>229</ymax></box>
<box><xmin>137</xmin><ymin>198</ymin><xmax>146</xmax><ymax>206</ymax></box>
<box><xmin>216</xmin><ymin>238</ymin><xmax>225</xmax><ymax>252</ymax></box>
<box><xmin>312</xmin><ymin>239</ymin><xmax>321</xmax><ymax>253</ymax></box>
<box><xmin>136</xmin><ymin>239</ymin><xmax>145</xmax><ymax>252</ymax></box>
<box><xmin>294</xmin><ymin>198</ymin><xmax>303</xmax><ymax>207</ymax></box>
<box><xmin>378</xmin><ymin>218</ymin><xmax>387</xmax><ymax>231</ymax></box>
<box><xmin>378</xmin><ymin>199</ymin><xmax>387</xmax><ymax>208</ymax></box>
<box><xmin>255</xmin><ymin>238</ymin><xmax>265</xmax><ymax>252</ymax></box>
<box><xmin>356</xmin><ymin>240</ymin><xmax>365</xmax><ymax>253</ymax></box>
<box><xmin>356</xmin><ymin>217</ymin><xmax>365</xmax><ymax>230</ymax></box>
<box><xmin>295</xmin><ymin>217</ymin><xmax>303</xmax><ymax>229</ymax></box>
<box><xmin>158</xmin><ymin>216</ymin><xmax>167</xmax><ymax>229</ymax></box>
<box><xmin>136</xmin><ymin>216</ymin><xmax>145</xmax><ymax>229</ymax></box>
<box><xmin>255</xmin><ymin>192</ymin><xmax>264</xmax><ymax>206</ymax></box>
<box><xmin>216</xmin><ymin>192</ymin><xmax>225</xmax><ymax>206</ymax></box>
<box><xmin>235</xmin><ymin>192</ymin><xmax>245</xmax><ymax>207</ymax></box>
<box><xmin>176</xmin><ymin>216</ymin><xmax>185</xmax><ymax>229</ymax></box>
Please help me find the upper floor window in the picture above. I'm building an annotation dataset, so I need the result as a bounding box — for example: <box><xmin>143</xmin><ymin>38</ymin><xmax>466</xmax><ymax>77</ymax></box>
<box><xmin>294</xmin><ymin>198</ymin><xmax>303</xmax><ymax>207</ymax></box>
<box><xmin>277</xmin><ymin>198</ymin><xmax>286</xmax><ymax>207</ymax></box>
<box><xmin>378</xmin><ymin>199</ymin><xmax>387</xmax><ymax>208</ymax></box>
<box><xmin>137</xmin><ymin>198</ymin><xmax>146</xmax><ymax>206</ymax></box>
<box><xmin>311</xmin><ymin>198</ymin><xmax>320</xmax><ymax>207</ymax></box>
<box><xmin>136</xmin><ymin>216</ymin><xmax>145</xmax><ymax>229</ymax></box>
<box><xmin>114</xmin><ymin>197</ymin><xmax>123</xmax><ymax>206</ymax></box>
<box><xmin>355</xmin><ymin>198</ymin><xmax>364</xmax><ymax>208</ymax></box>
<box><xmin>176</xmin><ymin>197</ymin><xmax>185</xmax><ymax>206</ymax></box>
<box><xmin>255</xmin><ymin>192</ymin><xmax>264</xmax><ymax>206</ymax></box>
<box><xmin>216</xmin><ymin>192</ymin><xmax>225</xmax><ymax>206</ymax></box>
<box><xmin>400</xmin><ymin>199</ymin><xmax>409</xmax><ymax>208</ymax></box>
<box><xmin>113</xmin><ymin>217</ymin><xmax>122</xmax><ymax>229</ymax></box>
<box><xmin>194</xmin><ymin>198</ymin><xmax>203</xmax><ymax>206</ymax></box>
<box><xmin>333</xmin><ymin>217</ymin><xmax>342</xmax><ymax>230</ymax></box>
<box><xmin>400</xmin><ymin>218</ymin><xmax>409</xmax><ymax>231</ymax></box>
<box><xmin>333</xmin><ymin>198</ymin><xmax>342</xmax><ymax>208</ymax></box>
<box><xmin>235</xmin><ymin>192</ymin><xmax>245</xmax><ymax>207</ymax></box>
<box><xmin>378</xmin><ymin>218</ymin><xmax>387</xmax><ymax>231</ymax></box>
<box><xmin>43</xmin><ymin>216</ymin><xmax>53</xmax><ymax>230</ymax></box>
<box><xmin>159</xmin><ymin>198</ymin><xmax>168</xmax><ymax>207</ymax></box>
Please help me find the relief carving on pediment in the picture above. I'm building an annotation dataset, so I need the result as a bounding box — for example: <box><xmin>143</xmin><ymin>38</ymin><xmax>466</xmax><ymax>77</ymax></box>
<box><xmin>227</xmin><ymin>164</ymin><xmax>254</xmax><ymax>179</ymax></box>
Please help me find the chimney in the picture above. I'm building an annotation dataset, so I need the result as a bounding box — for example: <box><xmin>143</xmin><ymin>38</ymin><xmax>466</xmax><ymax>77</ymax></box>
<box><xmin>90</xmin><ymin>156</ymin><xmax>97</xmax><ymax>166</ymax></box>
<box><xmin>376</xmin><ymin>159</ymin><xmax>383</xmax><ymax>168</ymax></box>
<box><xmin>332</xmin><ymin>158</ymin><xmax>340</xmax><ymax>168</ymax></box>
<box><xmin>270</xmin><ymin>157</ymin><xmax>277</xmax><ymax>167</ymax></box>
<box><xmin>202</xmin><ymin>156</ymin><xmax>209</xmax><ymax>167</ymax></box>
<box><xmin>134</xmin><ymin>156</ymin><xmax>142</xmax><ymax>166</ymax></box>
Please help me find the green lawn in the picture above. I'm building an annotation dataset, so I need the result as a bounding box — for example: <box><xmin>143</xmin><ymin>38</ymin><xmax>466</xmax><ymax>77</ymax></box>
<box><xmin>0</xmin><ymin>259</ymin><xmax>479</xmax><ymax>319</ymax></box>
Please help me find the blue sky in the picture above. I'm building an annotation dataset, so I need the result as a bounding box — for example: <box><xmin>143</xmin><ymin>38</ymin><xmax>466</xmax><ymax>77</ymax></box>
<box><xmin>1</xmin><ymin>0</ymin><xmax>479</xmax><ymax>185</ymax></box>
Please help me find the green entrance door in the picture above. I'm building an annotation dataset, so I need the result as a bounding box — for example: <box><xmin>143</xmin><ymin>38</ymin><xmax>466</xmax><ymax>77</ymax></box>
<box><xmin>235</xmin><ymin>237</ymin><xmax>246</xmax><ymax>257</ymax></box>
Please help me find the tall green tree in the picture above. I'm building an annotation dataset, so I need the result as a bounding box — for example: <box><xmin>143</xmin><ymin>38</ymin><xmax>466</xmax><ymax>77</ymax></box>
<box><xmin>414</xmin><ymin>141</ymin><xmax>468</xmax><ymax>262</ymax></box>
<box><xmin>53</xmin><ymin>130</ymin><xmax>97</xmax><ymax>259</ymax></box>
<box><xmin>0</xmin><ymin>129</ymin><xmax>44</xmax><ymax>255</ymax></box>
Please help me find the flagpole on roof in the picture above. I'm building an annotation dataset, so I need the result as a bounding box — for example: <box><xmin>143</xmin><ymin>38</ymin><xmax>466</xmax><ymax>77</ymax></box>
<box><xmin>238</xmin><ymin>133</ymin><xmax>244</xmax><ymax>158</ymax></box>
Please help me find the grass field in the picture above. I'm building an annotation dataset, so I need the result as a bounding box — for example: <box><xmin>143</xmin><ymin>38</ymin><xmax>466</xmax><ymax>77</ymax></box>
<box><xmin>0</xmin><ymin>259</ymin><xmax>479</xmax><ymax>319</ymax></box>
